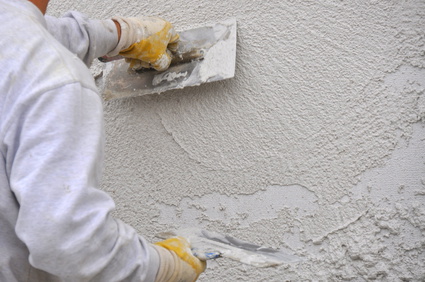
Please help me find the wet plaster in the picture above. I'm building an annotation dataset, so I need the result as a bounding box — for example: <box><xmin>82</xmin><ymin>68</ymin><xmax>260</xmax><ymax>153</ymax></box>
<box><xmin>47</xmin><ymin>0</ymin><xmax>425</xmax><ymax>280</ymax></box>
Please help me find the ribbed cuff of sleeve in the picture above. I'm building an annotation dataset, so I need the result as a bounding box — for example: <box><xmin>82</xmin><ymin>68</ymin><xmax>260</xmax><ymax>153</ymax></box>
<box><xmin>107</xmin><ymin>16</ymin><xmax>133</xmax><ymax>56</ymax></box>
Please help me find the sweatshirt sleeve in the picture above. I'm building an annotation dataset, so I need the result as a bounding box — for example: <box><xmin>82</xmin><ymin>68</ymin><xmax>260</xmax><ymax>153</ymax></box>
<box><xmin>45</xmin><ymin>11</ymin><xmax>118</xmax><ymax>67</ymax></box>
<box><xmin>5</xmin><ymin>82</ymin><xmax>159</xmax><ymax>281</ymax></box>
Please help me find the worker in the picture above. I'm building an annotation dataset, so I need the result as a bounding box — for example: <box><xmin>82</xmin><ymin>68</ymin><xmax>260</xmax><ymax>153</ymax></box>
<box><xmin>0</xmin><ymin>0</ymin><xmax>206</xmax><ymax>281</ymax></box>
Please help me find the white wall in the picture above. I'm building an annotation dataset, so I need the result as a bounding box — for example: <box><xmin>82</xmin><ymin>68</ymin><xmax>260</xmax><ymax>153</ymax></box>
<box><xmin>48</xmin><ymin>0</ymin><xmax>425</xmax><ymax>280</ymax></box>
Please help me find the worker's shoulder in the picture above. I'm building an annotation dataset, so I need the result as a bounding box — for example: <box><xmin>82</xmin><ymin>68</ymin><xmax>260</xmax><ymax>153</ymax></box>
<box><xmin>26</xmin><ymin>28</ymin><xmax>97</xmax><ymax>95</ymax></box>
<box><xmin>0</xmin><ymin>5</ymin><xmax>97</xmax><ymax>96</ymax></box>
<box><xmin>34</xmin><ymin>39</ymin><xmax>98</xmax><ymax>94</ymax></box>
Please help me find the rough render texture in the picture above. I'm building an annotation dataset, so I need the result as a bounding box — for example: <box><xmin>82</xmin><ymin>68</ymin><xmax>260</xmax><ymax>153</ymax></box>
<box><xmin>48</xmin><ymin>0</ymin><xmax>424</xmax><ymax>281</ymax></box>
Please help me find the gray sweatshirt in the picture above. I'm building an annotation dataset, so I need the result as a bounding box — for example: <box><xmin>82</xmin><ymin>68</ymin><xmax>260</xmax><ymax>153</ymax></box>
<box><xmin>0</xmin><ymin>0</ymin><xmax>159</xmax><ymax>281</ymax></box>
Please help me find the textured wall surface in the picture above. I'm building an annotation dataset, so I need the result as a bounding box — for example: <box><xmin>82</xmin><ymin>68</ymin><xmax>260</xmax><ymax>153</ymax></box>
<box><xmin>48</xmin><ymin>1</ymin><xmax>425</xmax><ymax>281</ymax></box>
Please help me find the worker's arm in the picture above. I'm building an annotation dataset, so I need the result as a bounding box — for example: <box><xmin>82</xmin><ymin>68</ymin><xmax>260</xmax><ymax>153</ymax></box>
<box><xmin>45</xmin><ymin>12</ymin><xmax>119</xmax><ymax>67</ymax></box>
<box><xmin>5</xmin><ymin>81</ymin><xmax>160</xmax><ymax>281</ymax></box>
<box><xmin>6</xmin><ymin>81</ymin><xmax>206</xmax><ymax>281</ymax></box>
<box><xmin>45</xmin><ymin>13</ymin><xmax>179</xmax><ymax>72</ymax></box>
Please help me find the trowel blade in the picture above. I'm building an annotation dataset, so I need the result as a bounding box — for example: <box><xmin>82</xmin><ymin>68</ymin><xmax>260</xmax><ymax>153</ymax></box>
<box><xmin>157</xmin><ymin>228</ymin><xmax>302</xmax><ymax>268</ymax></box>
<box><xmin>101</xmin><ymin>19</ymin><xmax>237</xmax><ymax>100</ymax></box>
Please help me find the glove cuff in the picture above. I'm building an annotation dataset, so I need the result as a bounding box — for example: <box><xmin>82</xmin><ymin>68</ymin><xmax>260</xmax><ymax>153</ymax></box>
<box><xmin>107</xmin><ymin>16</ymin><xmax>136</xmax><ymax>56</ymax></box>
<box><xmin>152</xmin><ymin>245</ymin><xmax>180</xmax><ymax>282</ymax></box>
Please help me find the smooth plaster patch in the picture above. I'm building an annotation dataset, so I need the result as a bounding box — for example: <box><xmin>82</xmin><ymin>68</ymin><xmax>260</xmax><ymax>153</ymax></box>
<box><xmin>157</xmin><ymin>184</ymin><xmax>318</xmax><ymax>229</ymax></box>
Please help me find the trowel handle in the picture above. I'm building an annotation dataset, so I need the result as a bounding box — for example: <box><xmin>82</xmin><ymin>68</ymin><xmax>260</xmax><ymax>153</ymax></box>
<box><xmin>170</xmin><ymin>48</ymin><xmax>205</xmax><ymax>65</ymax></box>
<box><xmin>98</xmin><ymin>48</ymin><xmax>204</xmax><ymax>66</ymax></box>
<box><xmin>98</xmin><ymin>55</ymin><xmax>123</xmax><ymax>63</ymax></box>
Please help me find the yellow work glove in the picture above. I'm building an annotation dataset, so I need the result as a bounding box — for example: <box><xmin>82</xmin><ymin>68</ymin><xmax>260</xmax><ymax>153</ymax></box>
<box><xmin>108</xmin><ymin>16</ymin><xmax>179</xmax><ymax>71</ymax></box>
<box><xmin>153</xmin><ymin>237</ymin><xmax>206</xmax><ymax>282</ymax></box>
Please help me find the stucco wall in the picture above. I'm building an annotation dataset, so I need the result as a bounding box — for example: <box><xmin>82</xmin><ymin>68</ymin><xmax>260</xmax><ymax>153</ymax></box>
<box><xmin>48</xmin><ymin>1</ymin><xmax>425</xmax><ymax>281</ymax></box>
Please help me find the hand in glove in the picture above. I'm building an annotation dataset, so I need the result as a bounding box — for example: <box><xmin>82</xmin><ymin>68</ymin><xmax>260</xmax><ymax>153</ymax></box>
<box><xmin>153</xmin><ymin>237</ymin><xmax>206</xmax><ymax>282</ymax></box>
<box><xmin>108</xmin><ymin>16</ymin><xmax>179</xmax><ymax>71</ymax></box>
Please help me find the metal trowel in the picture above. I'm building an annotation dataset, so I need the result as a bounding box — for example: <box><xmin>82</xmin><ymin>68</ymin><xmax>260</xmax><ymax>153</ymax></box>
<box><xmin>101</xmin><ymin>19</ymin><xmax>237</xmax><ymax>100</ymax></box>
<box><xmin>157</xmin><ymin>228</ymin><xmax>302</xmax><ymax>268</ymax></box>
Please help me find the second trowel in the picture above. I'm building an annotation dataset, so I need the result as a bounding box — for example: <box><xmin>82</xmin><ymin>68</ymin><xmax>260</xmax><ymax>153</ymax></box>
<box><xmin>101</xmin><ymin>19</ymin><xmax>237</xmax><ymax>100</ymax></box>
<box><xmin>158</xmin><ymin>228</ymin><xmax>302</xmax><ymax>268</ymax></box>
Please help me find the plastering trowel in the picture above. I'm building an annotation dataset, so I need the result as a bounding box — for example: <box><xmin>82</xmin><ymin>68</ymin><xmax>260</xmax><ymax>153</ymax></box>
<box><xmin>157</xmin><ymin>228</ymin><xmax>302</xmax><ymax>268</ymax></box>
<box><xmin>101</xmin><ymin>19</ymin><xmax>237</xmax><ymax>100</ymax></box>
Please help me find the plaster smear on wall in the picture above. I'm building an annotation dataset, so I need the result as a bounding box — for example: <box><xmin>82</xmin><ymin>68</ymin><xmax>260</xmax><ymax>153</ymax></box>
<box><xmin>157</xmin><ymin>123</ymin><xmax>425</xmax><ymax>281</ymax></box>
<box><xmin>157</xmin><ymin>184</ymin><xmax>318</xmax><ymax>229</ymax></box>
